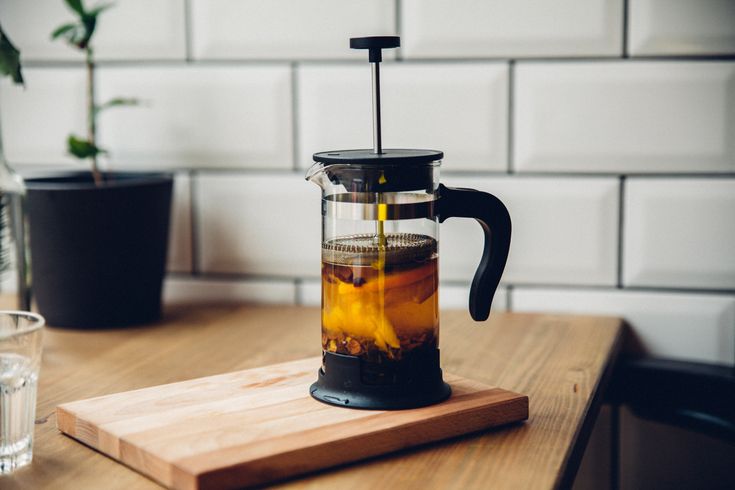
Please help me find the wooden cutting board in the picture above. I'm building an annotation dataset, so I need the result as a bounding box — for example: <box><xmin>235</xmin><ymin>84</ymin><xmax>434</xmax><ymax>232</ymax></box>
<box><xmin>56</xmin><ymin>357</ymin><xmax>528</xmax><ymax>490</ymax></box>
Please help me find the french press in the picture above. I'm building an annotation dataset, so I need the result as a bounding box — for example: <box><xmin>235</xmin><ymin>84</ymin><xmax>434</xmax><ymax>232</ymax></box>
<box><xmin>306</xmin><ymin>36</ymin><xmax>512</xmax><ymax>409</ymax></box>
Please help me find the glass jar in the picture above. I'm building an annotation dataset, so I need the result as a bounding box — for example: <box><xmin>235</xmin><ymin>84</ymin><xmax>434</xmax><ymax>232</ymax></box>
<box><xmin>307</xmin><ymin>149</ymin><xmax>511</xmax><ymax>409</ymax></box>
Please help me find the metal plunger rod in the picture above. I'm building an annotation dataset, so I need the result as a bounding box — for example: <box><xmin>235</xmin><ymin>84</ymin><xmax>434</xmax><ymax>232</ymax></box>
<box><xmin>350</xmin><ymin>36</ymin><xmax>399</xmax><ymax>154</ymax></box>
<box><xmin>371</xmin><ymin>61</ymin><xmax>382</xmax><ymax>154</ymax></box>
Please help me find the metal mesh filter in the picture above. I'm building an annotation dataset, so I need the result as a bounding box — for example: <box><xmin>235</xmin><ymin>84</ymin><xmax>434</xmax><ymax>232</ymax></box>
<box><xmin>322</xmin><ymin>233</ymin><xmax>437</xmax><ymax>266</ymax></box>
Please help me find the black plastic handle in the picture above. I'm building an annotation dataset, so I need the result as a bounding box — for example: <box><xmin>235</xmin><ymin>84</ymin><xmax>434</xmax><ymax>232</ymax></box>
<box><xmin>437</xmin><ymin>184</ymin><xmax>511</xmax><ymax>321</ymax></box>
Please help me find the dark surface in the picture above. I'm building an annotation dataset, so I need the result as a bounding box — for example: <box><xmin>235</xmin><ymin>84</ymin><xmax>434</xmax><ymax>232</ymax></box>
<box><xmin>437</xmin><ymin>184</ymin><xmax>512</xmax><ymax>321</ymax></box>
<box><xmin>311</xmin><ymin>150</ymin><xmax>441</xmax><ymax>192</ymax></box>
<box><xmin>312</xmin><ymin>148</ymin><xmax>443</xmax><ymax>165</ymax></box>
<box><xmin>609</xmin><ymin>357</ymin><xmax>735</xmax><ymax>445</ymax></box>
<box><xmin>311</xmin><ymin>349</ymin><xmax>451</xmax><ymax>410</ymax></box>
<box><xmin>618</xmin><ymin>405</ymin><xmax>735</xmax><ymax>490</ymax></box>
<box><xmin>349</xmin><ymin>35</ymin><xmax>400</xmax><ymax>62</ymax></box>
<box><xmin>26</xmin><ymin>172</ymin><xmax>173</xmax><ymax>328</ymax></box>
<box><xmin>349</xmin><ymin>36</ymin><xmax>401</xmax><ymax>50</ymax></box>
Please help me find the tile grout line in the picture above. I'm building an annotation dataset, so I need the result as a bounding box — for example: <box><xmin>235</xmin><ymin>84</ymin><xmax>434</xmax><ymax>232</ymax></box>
<box><xmin>20</xmin><ymin>55</ymin><xmax>735</xmax><ymax>68</ymax></box>
<box><xmin>13</xmin><ymin>164</ymin><xmax>735</xmax><ymax>180</ymax></box>
<box><xmin>507</xmin><ymin>60</ymin><xmax>515</xmax><ymax>174</ymax></box>
<box><xmin>189</xmin><ymin>169</ymin><xmax>200</xmax><ymax>276</ymax></box>
<box><xmin>617</xmin><ymin>176</ymin><xmax>626</xmax><ymax>288</ymax></box>
<box><xmin>291</xmin><ymin>62</ymin><xmax>300</xmax><ymax>171</ymax></box>
<box><xmin>183</xmin><ymin>0</ymin><xmax>194</xmax><ymax>62</ymax></box>
<box><xmin>508</xmin><ymin>284</ymin><xmax>735</xmax><ymax>296</ymax></box>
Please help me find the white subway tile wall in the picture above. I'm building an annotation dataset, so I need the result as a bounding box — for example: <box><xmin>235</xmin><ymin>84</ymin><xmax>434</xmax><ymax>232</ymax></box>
<box><xmin>164</xmin><ymin>277</ymin><xmax>295</xmax><ymax>305</ymax></box>
<box><xmin>296</xmin><ymin>280</ymin><xmax>322</xmax><ymax>307</ymax></box>
<box><xmin>191</xmin><ymin>0</ymin><xmax>396</xmax><ymax>60</ymax></box>
<box><xmin>0</xmin><ymin>68</ymin><xmax>86</xmax><ymax>165</ymax></box>
<box><xmin>628</xmin><ymin>0</ymin><xmax>735</xmax><ymax>56</ymax></box>
<box><xmin>401</xmin><ymin>0</ymin><xmax>623</xmax><ymax>58</ymax></box>
<box><xmin>441</xmin><ymin>176</ymin><xmax>619</xmax><ymax>286</ymax></box>
<box><xmin>167</xmin><ymin>173</ymin><xmax>193</xmax><ymax>273</ymax></box>
<box><xmin>96</xmin><ymin>65</ymin><xmax>293</xmax><ymax>169</ymax></box>
<box><xmin>196</xmin><ymin>174</ymin><xmax>321</xmax><ymax>277</ymax></box>
<box><xmin>2</xmin><ymin>1</ymin><xmax>733</xmax><ymax>365</ymax></box>
<box><xmin>439</xmin><ymin>284</ymin><xmax>508</xmax><ymax>312</ymax></box>
<box><xmin>514</xmin><ymin>62</ymin><xmax>735</xmax><ymax>173</ymax></box>
<box><xmin>0</xmin><ymin>0</ymin><xmax>187</xmax><ymax>61</ymax></box>
<box><xmin>624</xmin><ymin>178</ymin><xmax>735</xmax><ymax>290</ymax></box>
<box><xmin>298</xmin><ymin>63</ymin><xmax>508</xmax><ymax>170</ymax></box>
<box><xmin>513</xmin><ymin>287</ymin><xmax>735</xmax><ymax>365</ymax></box>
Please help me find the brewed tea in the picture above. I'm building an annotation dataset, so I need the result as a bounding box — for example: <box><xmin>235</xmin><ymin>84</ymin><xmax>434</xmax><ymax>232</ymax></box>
<box><xmin>321</xmin><ymin>233</ymin><xmax>438</xmax><ymax>363</ymax></box>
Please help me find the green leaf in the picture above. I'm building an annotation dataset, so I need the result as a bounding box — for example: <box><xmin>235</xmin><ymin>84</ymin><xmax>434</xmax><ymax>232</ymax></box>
<box><xmin>95</xmin><ymin>97</ymin><xmax>140</xmax><ymax>114</ymax></box>
<box><xmin>50</xmin><ymin>22</ymin><xmax>87</xmax><ymax>49</ymax></box>
<box><xmin>78</xmin><ymin>15</ymin><xmax>97</xmax><ymax>48</ymax></box>
<box><xmin>58</xmin><ymin>1</ymin><xmax>114</xmax><ymax>49</ymax></box>
<box><xmin>64</xmin><ymin>0</ymin><xmax>86</xmax><ymax>16</ymax></box>
<box><xmin>51</xmin><ymin>19</ymin><xmax>90</xmax><ymax>48</ymax></box>
<box><xmin>51</xmin><ymin>23</ymin><xmax>78</xmax><ymax>40</ymax></box>
<box><xmin>0</xmin><ymin>23</ymin><xmax>23</xmax><ymax>85</ymax></box>
<box><xmin>67</xmin><ymin>135</ymin><xmax>106</xmax><ymax>159</ymax></box>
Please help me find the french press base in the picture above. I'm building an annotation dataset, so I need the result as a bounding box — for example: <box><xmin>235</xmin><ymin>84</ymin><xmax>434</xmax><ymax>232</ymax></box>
<box><xmin>310</xmin><ymin>350</ymin><xmax>451</xmax><ymax>410</ymax></box>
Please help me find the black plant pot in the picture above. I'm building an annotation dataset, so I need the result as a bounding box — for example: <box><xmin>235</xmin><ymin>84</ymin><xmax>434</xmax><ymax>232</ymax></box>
<box><xmin>26</xmin><ymin>172</ymin><xmax>173</xmax><ymax>328</ymax></box>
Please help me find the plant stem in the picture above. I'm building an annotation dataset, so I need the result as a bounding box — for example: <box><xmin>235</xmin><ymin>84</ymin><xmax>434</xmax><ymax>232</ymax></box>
<box><xmin>86</xmin><ymin>46</ymin><xmax>101</xmax><ymax>186</ymax></box>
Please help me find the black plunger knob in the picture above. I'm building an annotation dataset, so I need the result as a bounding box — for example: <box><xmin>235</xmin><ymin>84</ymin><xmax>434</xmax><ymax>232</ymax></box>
<box><xmin>350</xmin><ymin>36</ymin><xmax>400</xmax><ymax>62</ymax></box>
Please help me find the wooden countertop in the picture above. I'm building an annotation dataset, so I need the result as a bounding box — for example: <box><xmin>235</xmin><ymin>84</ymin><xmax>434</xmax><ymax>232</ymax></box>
<box><xmin>2</xmin><ymin>305</ymin><xmax>623</xmax><ymax>490</ymax></box>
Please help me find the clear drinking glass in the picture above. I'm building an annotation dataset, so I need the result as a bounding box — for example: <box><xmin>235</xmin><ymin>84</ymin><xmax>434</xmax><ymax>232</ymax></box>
<box><xmin>0</xmin><ymin>311</ymin><xmax>44</xmax><ymax>474</ymax></box>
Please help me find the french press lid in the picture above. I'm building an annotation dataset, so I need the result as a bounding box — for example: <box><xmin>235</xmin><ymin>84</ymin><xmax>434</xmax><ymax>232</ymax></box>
<box><xmin>312</xmin><ymin>36</ymin><xmax>442</xmax><ymax>193</ymax></box>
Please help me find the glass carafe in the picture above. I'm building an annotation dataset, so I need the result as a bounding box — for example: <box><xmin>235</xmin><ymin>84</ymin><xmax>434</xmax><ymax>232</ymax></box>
<box><xmin>307</xmin><ymin>150</ymin><xmax>511</xmax><ymax>409</ymax></box>
<box><xmin>312</xmin><ymin>158</ymin><xmax>440</xmax><ymax>366</ymax></box>
<box><xmin>306</xmin><ymin>36</ymin><xmax>511</xmax><ymax>409</ymax></box>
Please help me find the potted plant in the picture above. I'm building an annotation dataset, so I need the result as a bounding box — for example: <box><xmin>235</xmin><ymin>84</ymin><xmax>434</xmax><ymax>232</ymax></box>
<box><xmin>24</xmin><ymin>0</ymin><xmax>173</xmax><ymax>327</ymax></box>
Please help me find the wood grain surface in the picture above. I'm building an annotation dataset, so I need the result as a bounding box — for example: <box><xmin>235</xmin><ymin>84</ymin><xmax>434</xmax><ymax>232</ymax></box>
<box><xmin>56</xmin><ymin>358</ymin><xmax>528</xmax><ymax>489</ymax></box>
<box><xmin>0</xmin><ymin>306</ymin><xmax>623</xmax><ymax>490</ymax></box>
